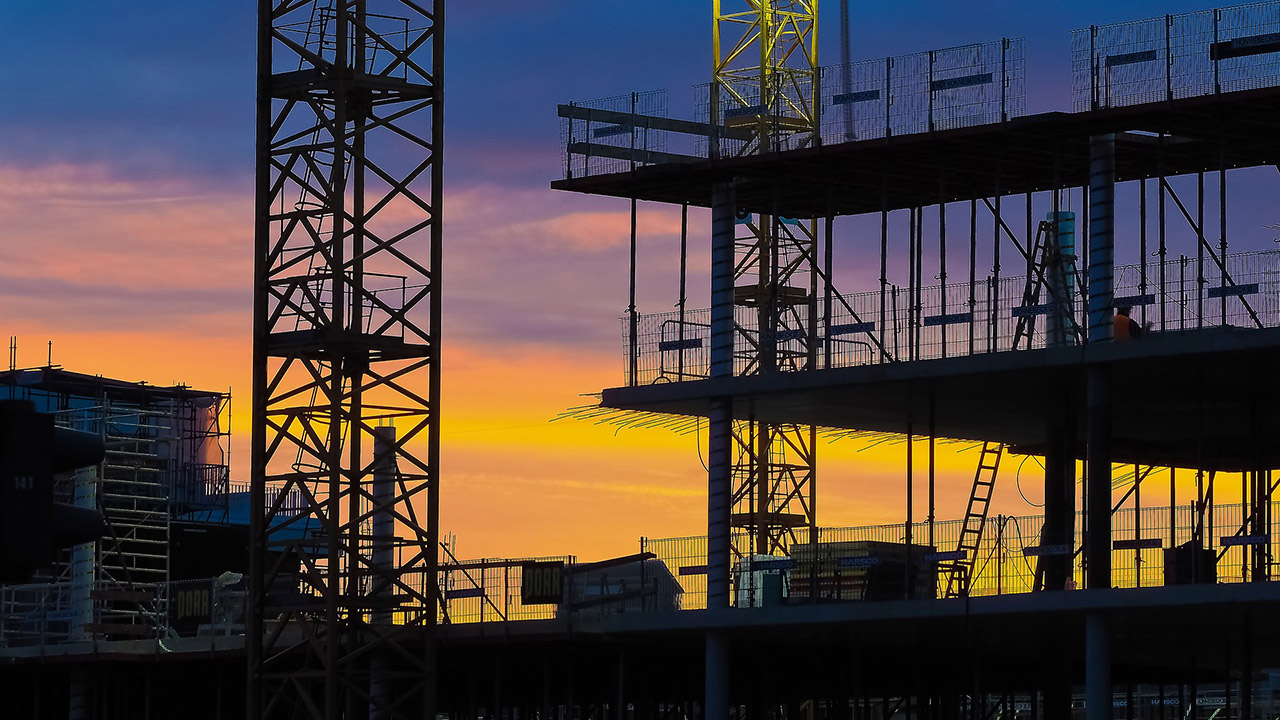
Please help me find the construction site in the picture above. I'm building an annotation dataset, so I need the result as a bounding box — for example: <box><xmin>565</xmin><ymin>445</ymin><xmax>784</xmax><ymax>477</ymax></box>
<box><xmin>6</xmin><ymin>0</ymin><xmax>1280</xmax><ymax>719</ymax></box>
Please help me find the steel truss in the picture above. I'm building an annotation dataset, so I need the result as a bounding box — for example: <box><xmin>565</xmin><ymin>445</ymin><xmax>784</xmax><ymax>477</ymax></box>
<box><xmin>714</xmin><ymin>1</ymin><xmax>820</xmax><ymax>562</ymax></box>
<box><xmin>249</xmin><ymin>2</ymin><xmax>442</xmax><ymax>719</ymax></box>
<box><xmin>712</xmin><ymin>0</ymin><xmax>819</xmax><ymax>156</ymax></box>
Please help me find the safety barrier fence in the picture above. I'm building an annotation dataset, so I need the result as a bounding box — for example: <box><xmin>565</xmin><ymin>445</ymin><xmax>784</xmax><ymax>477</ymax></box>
<box><xmin>5</xmin><ymin>497</ymin><xmax>1269</xmax><ymax>640</ymax></box>
<box><xmin>624</xmin><ymin>250</ymin><xmax>1280</xmax><ymax>386</ymax></box>
<box><xmin>0</xmin><ymin>576</ymin><xmax>246</xmax><ymax>647</ymax></box>
<box><xmin>1073</xmin><ymin>0</ymin><xmax>1280</xmax><ymax>111</ymax></box>
<box><xmin>562</xmin><ymin>39</ymin><xmax>1023</xmax><ymax>179</ymax></box>
<box><xmin>435</xmin><ymin>497</ymin><xmax>1275</xmax><ymax>623</ymax></box>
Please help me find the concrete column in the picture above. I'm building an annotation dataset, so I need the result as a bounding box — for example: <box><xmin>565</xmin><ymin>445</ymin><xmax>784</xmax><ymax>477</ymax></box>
<box><xmin>1086</xmin><ymin>613</ymin><xmax>1112</xmax><ymax>720</ymax></box>
<box><xmin>1086</xmin><ymin>365</ymin><xmax>1112</xmax><ymax>590</ymax></box>
<box><xmin>1043</xmin><ymin>390</ymin><xmax>1076</xmax><ymax>591</ymax></box>
<box><xmin>710</xmin><ymin>181</ymin><xmax>735</xmax><ymax>381</ymax></box>
<box><xmin>1086</xmin><ymin>134</ymin><xmax>1115</xmax><ymax>591</ymax></box>
<box><xmin>708</xmin><ymin>180</ymin><xmax>735</xmax><ymax>609</ymax></box>
<box><xmin>707</xmin><ymin>181</ymin><xmax>735</xmax><ymax>720</ymax></box>
<box><xmin>1088</xmin><ymin>135</ymin><xmax>1116</xmax><ymax>343</ymax></box>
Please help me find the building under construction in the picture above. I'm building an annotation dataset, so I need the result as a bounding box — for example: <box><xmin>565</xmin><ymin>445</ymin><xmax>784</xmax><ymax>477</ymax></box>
<box><xmin>446</xmin><ymin>1</ymin><xmax>1280</xmax><ymax>720</ymax></box>
<box><xmin>13</xmin><ymin>1</ymin><xmax>1280</xmax><ymax>719</ymax></box>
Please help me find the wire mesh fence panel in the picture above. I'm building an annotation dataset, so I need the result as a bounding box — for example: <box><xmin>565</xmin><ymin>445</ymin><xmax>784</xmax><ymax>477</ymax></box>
<box><xmin>642</xmin><ymin>535</ymin><xmax>707</xmax><ymax>610</ymax></box>
<box><xmin>818</xmin><ymin>39</ymin><xmax>1024</xmax><ymax>143</ymax></box>
<box><xmin>1215</xmin><ymin>2</ymin><xmax>1280</xmax><ymax>94</ymax></box>
<box><xmin>438</xmin><ymin>556</ymin><xmax>575</xmax><ymax>624</ymax></box>
<box><xmin>625</xmin><ymin>250</ymin><xmax>1280</xmax><ymax>385</ymax></box>
<box><xmin>1073</xmin><ymin>1</ymin><xmax>1280</xmax><ymax>111</ymax></box>
<box><xmin>567</xmin><ymin>40</ymin><xmax>1024</xmax><ymax>177</ymax></box>
<box><xmin>561</xmin><ymin>90</ymin><xmax>668</xmax><ymax>179</ymax></box>
<box><xmin>822</xmin><ymin>57</ymin><xmax>891</xmax><ymax>143</ymax></box>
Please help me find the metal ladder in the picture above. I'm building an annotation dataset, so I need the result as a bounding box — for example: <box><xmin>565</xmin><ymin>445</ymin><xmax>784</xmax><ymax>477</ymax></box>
<box><xmin>1011</xmin><ymin>219</ymin><xmax>1082</xmax><ymax>350</ymax></box>
<box><xmin>941</xmin><ymin>441</ymin><xmax>1004</xmax><ymax>598</ymax></box>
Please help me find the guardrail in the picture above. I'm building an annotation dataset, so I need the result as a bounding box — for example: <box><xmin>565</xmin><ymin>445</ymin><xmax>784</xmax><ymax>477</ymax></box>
<box><xmin>624</xmin><ymin>250</ymin><xmax>1280</xmax><ymax>386</ymax></box>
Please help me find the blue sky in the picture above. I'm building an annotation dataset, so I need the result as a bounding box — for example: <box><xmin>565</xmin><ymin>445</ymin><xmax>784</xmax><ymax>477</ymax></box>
<box><xmin>0</xmin><ymin>1</ymin><xmax>1235</xmax><ymax>188</ymax></box>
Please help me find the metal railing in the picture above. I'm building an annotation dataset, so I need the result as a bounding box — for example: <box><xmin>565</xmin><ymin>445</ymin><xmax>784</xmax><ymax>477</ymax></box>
<box><xmin>6</xmin><ymin>495</ymin><xmax>1272</xmax><ymax>641</ymax></box>
<box><xmin>562</xmin><ymin>40</ymin><xmax>1025</xmax><ymax>179</ymax></box>
<box><xmin>1073</xmin><ymin>0</ymin><xmax>1280</xmax><ymax>111</ymax></box>
<box><xmin>405</xmin><ymin>498</ymin><xmax>1280</xmax><ymax>625</ymax></box>
<box><xmin>0</xmin><ymin>576</ymin><xmax>246</xmax><ymax>647</ymax></box>
<box><xmin>624</xmin><ymin>250</ymin><xmax>1280</xmax><ymax>386</ymax></box>
<box><xmin>639</xmin><ymin>499</ymin><xmax>1275</xmax><ymax>611</ymax></box>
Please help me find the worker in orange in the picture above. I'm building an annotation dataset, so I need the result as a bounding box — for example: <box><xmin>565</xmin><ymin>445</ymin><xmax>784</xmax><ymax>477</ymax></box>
<box><xmin>1113</xmin><ymin>305</ymin><xmax>1142</xmax><ymax>340</ymax></box>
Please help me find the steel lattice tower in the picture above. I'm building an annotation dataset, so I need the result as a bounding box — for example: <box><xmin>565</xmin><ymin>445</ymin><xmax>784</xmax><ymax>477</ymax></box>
<box><xmin>248</xmin><ymin>2</ymin><xmax>442</xmax><ymax>719</ymax></box>
<box><xmin>713</xmin><ymin>1</ymin><xmax>819</xmax><ymax>559</ymax></box>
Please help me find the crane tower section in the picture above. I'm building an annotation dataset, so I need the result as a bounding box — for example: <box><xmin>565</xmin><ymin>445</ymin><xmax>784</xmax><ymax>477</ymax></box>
<box><xmin>248</xmin><ymin>1</ymin><xmax>443</xmax><ymax>719</ymax></box>
<box><xmin>713</xmin><ymin>1</ymin><xmax>820</xmax><ymax>561</ymax></box>
<box><xmin>712</xmin><ymin>0</ymin><xmax>818</xmax><ymax>156</ymax></box>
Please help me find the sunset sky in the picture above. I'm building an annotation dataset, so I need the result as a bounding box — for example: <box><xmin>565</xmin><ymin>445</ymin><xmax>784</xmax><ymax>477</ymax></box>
<box><xmin>1</xmin><ymin>1</ymin><xmax>1268</xmax><ymax>561</ymax></box>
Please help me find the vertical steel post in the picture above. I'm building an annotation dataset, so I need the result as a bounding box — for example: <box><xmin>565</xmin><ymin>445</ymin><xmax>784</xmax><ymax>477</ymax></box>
<box><xmin>885</xmin><ymin>57</ymin><xmax>893</xmax><ymax>137</ymax></box>
<box><xmin>629</xmin><ymin>198</ymin><xmax>639</xmax><ymax>385</ymax></box>
<box><xmin>1214</xmin><ymin>10</ymin><xmax>1221</xmax><ymax>94</ymax></box>
<box><xmin>928</xmin><ymin>51</ymin><xmax>935</xmax><ymax>132</ymax></box>
<box><xmin>1158</xmin><ymin>136</ymin><xmax>1167</xmax><ymax>330</ymax></box>
<box><xmin>993</xmin><ymin>191</ymin><xmax>1002</xmax><ymax>352</ymax></box>
<box><xmin>1197</xmin><ymin>172</ymin><xmax>1205</xmax><ymax>329</ymax></box>
<box><xmin>939</xmin><ymin>188</ymin><xmax>948</xmax><ymax>359</ymax></box>
<box><xmin>906</xmin><ymin>418</ymin><xmax>914</xmax><ymax>599</ymax></box>
<box><xmin>1220</xmin><ymin>153</ymin><xmax>1227</xmax><ymax>327</ymax></box>
<box><xmin>1086</xmin><ymin>613</ymin><xmax>1112</xmax><ymax>720</ymax></box>
<box><xmin>824</xmin><ymin>214</ymin><xmax>834</xmax><ymax>369</ymax></box>
<box><xmin>915</xmin><ymin>207</ymin><xmax>924</xmax><ymax>358</ymax></box>
<box><xmin>908</xmin><ymin>208</ymin><xmax>917</xmax><ymax>361</ymax></box>
<box><xmin>881</xmin><ymin>193</ymin><xmax>889</xmax><ymax>362</ymax></box>
<box><xmin>1026</xmin><ymin>192</ymin><xmax>1034</xmax><ymax>296</ymax></box>
<box><xmin>928</xmin><ymin>400</ymin><xmax>936</xmax><ymax>550</ymax></box>
<box><xmin>1140</xmin><ymin>178</ymin><xmax>1148</xmax><ymax>328</ymax></box>
<box><xmin>679</xmin><ymin>204</ymin><xmax>689</xmax><ymax>379</ymax></box>
<box><xmin>969</xmin><ymin>199</ymin><xmax>977</xmax><ymax>355</ymax></box>
<box><xmin>840</xmin><ymin>0</ymin><xmax>853</xmax><ymax>141</ymax></box>
<box><xmin>1001</xmin><ymin>38</ymin><xmax>1009</xmax><ymax>121</ymax></box>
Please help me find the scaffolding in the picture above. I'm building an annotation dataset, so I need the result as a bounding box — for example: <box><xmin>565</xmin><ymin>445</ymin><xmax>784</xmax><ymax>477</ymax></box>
<box><xmin>0</xmin><ymin>366</ymin><xmax>231</xmax><ymax>642</ymax></box>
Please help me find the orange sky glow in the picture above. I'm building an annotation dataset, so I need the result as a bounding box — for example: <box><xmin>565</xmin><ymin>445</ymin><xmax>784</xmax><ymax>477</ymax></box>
<box><xmin>3</xmin><ymin>151</ymin><xmax>1241</xmax><ymax>563</ymax></box>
